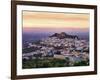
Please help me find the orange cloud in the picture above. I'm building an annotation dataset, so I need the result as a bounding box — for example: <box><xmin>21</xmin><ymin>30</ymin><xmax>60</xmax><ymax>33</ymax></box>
<box><xmin>23</xmin><ymin>11</ymin><xmax>89</xmax><ymax>29</ymax></box>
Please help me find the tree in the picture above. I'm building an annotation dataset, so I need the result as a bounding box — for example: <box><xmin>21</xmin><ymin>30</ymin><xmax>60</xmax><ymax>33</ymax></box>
<box><xmin>74</xmin><ymin>60</ymin><xmax>88</xmax><ymax>66</ymax></box>
<box><xmin>65</xmin><ymin>57</ymin><xmax>70</xmax><ymax>66</ymax></box>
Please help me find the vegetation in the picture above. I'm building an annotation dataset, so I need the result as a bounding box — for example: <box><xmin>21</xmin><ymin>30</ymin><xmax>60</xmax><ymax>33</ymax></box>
<box><xmin>73</xmin><ymin>60</ymin><xmax>89</xmax><ymax>66</ymax></box>
<box><xmin>22</xmin><ymin>57</ymin><xmax>89</xmax><ymax>69</ymax></box>
<box><xmin>22</xmin><ymin>58</ymin><xmax>68</xmax><ymax>69</ymax></box>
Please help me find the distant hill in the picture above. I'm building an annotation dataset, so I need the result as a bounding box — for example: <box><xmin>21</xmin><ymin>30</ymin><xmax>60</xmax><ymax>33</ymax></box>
<box><xmin>49</xmin><ymin>32</ymin><xmax>79</xmax><ymax>39</ymax></box>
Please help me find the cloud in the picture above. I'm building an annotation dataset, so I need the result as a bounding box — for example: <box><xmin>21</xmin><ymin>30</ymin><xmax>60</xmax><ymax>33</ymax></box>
<box><xmin>23</xmin><ymin>11</ymin><xmax>89</xmax><ymax>29</ymax></box>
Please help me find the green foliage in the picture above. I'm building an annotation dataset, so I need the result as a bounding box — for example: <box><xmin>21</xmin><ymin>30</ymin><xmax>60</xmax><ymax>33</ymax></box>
<box><xmin>22</xmin><ymin>58</ymin><xmax>89</xmax><ymax>69</ymax></box>
<box><xmin>73</xmin><ymin>60</ymin><xmax>89</xmax><ymax>66</ymax></box>
<box><xmin>22</xmin><ymin>58</ymin><xmax>67</xmax><ymax>69</ymax></box>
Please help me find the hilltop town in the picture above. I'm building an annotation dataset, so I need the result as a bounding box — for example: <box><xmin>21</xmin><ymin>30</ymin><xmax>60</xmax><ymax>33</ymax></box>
<box><xmin>22</xmin><ymin>32</ymin><xmax>89</xmax><ymax>68</ymax></box>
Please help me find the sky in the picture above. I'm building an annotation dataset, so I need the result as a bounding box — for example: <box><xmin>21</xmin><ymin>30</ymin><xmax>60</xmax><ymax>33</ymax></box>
<box><xmin>22</xmin><ymin>11</ymin><xmax>90</xmax><ymax>33</ymax></box>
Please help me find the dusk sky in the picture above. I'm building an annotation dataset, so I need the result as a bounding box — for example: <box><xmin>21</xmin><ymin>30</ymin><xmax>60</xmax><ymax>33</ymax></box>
<box><xmin>22</xmin><ymin>11</ymin><xmax>90</xmax><ymax>33</ymax></box>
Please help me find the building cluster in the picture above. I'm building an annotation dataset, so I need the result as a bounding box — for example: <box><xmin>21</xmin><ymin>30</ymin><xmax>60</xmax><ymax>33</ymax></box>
<box><xmin>23</xmin><ymin>37</ymin><xmax>89</xmax><ymax>66</ymax></box>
